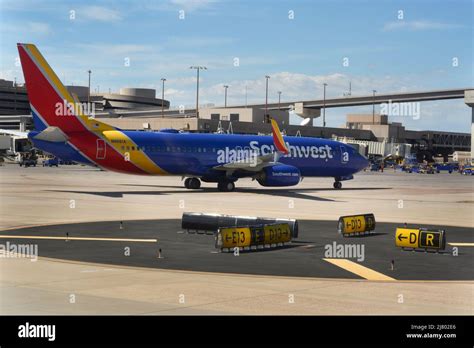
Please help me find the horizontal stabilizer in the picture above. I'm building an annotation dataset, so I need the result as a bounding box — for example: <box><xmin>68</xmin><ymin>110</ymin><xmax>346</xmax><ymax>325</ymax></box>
<box><xmin>33</xmin><ymin>126</ymin><xmax>69</xmax><ymax>142</ymax></box>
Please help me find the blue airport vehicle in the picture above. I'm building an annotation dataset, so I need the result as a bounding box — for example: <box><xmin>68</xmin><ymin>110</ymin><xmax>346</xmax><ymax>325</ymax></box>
<box><xmin>435</xmin><ymin>163</ymin><xmax>455</xmax><ymax>173</ymax></box>
<box><xmin>370</xmin><ymin>162</ymin><xmax>380</xmax><ymax>171</ymax></box>
<box><xmin>461</xmin><ymin>165</ymin><xmax>474</xmax><ymax>175</ymax></box>
<box><xmin>43</xmin><ymin>157</ymin><xmax>59</xmax><ymax>167</ymax></box>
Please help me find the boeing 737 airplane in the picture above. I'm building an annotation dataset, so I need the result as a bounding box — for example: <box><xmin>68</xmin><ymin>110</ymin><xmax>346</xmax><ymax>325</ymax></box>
<box><xmin>17</xmin><ymin>43</ymin><xmax>368</xmax><ymax>191</ymax></box>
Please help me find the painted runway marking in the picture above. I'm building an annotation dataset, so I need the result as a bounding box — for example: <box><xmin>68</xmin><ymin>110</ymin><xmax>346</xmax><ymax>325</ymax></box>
<box><xmin>300</xmin><ymin>244</ymin><xmax>316</xmax><ymax>249</ymax></box>
<box><xmin>323</xmin><ymin>258</ymin><xmax>395</xmax><ymax>281</ymax></box>
<box><xmin>448</xmin><ymin>243</ymin><xmax>474</xmax><ymax>247</ymax></box>
<box><xmin>0</xmin><ymin>235</ymin><xmax>157</xmax><ymax>243</ymax></box>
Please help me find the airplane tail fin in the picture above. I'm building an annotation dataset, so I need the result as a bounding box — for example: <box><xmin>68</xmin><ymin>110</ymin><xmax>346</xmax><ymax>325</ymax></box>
<box><xmin>17</xmin><ymin>43</ymin><xmax>112</xmax><ymax>134</ymax></box>
<box><xmin>270</xmin><ymin>118</ymin><xmax>289</xmax><ymax>155</ymax></box>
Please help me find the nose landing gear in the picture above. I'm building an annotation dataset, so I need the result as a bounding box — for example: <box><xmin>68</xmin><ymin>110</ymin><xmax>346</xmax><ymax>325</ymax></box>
<box><xmin>333</xmin><ymin>181</ymin><xmax>342</xmax><ymax>189</ymax></box>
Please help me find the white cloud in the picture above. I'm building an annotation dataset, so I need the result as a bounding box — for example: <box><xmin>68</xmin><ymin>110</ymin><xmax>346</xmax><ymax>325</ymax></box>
<box><xmin>78</xmin><ymin>6</ymin><xmax>122</xmax><ymax>22</ymax></box>
<box><xmin>383</xmin><ymin>20</ymin><xmax>463</xmax><ymax>31</ymax></box>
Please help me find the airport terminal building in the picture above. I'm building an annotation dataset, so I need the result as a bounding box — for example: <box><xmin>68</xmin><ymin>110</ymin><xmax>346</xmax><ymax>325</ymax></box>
<box><xmin>0</xmin><ymin>78</ymin><xmax>471</xmax><ymax>162</ymax></box>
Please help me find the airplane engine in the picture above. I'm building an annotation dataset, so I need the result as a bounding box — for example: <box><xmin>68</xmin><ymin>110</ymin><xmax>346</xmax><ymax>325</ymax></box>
<box><xmin>256</xmin><ymin>164</ymin><xmax>301</xmax><ymax>187</ymax></box>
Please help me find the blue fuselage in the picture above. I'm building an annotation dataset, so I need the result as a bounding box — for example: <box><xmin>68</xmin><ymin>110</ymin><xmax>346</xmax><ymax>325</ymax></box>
<box><xmin>30</xmin><ymin>130</ymin><xmax>369</xmax><ymax>182</ymax></box>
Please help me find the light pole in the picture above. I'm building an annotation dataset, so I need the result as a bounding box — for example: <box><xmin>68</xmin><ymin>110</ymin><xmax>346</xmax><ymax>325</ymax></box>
<box><xmin>323</xmin><ymin>83</ymin><xmax>327</xmax><ymax>127</ymax></box>
<box><xmin>87</xmin><ymin>70</ymin><xmax>91</xmax><ymax>105</ymax></box>
<box><xmin>161</xmin><ymin>78</ymin><xmax>166</xmax><ymax>118</ymax></box>
<box><xmin>245</xmin><ymin>85</ymin><xmax>248</xmax><ymax>108</ymax></box>
<box><xmin>223</xmin><ymin>85</ymin><xmax>229</xmax><ymax>108</ymax></box>
<box><xmin>265</xmin><ymin>75</ymin><xmax>270</xmax><ymax>122</ymax></box>
<box><xmin>190</xmin><ymin>66</ymin><xmax>207</xmax><ymax>118</ymax></box>
<box><xmin>278</xmin><ymin>91</ymin><xmax>282</xmax><ymax>111</ymax></box>
<box><xmin>372</xmin><ymin>89</ymin><xmax>377</xmax><ymax>124</ymax></box>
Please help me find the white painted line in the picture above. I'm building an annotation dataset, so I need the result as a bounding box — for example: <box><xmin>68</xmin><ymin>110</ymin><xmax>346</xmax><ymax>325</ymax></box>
<box><xmin>0</xmin><ymin>235</ymin><xmax>157</xmax><ymax>243</ymax></box>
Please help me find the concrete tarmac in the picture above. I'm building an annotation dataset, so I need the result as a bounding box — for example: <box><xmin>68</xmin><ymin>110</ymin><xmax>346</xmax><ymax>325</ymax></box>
<box><xmin>0</xmin><ymin>164</ymin><xmax>472</xmax><ymax>314</ymax></box>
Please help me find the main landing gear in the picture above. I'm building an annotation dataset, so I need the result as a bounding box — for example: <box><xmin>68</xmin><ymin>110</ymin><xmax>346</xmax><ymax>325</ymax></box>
<box><xmin>184</xmin><ymin>177</ymin><xmax>201</xmax><ymax>189</ymax></box>
<box><xmin>184</xmin><ymin>178</ymin><xmax>236</xmax><ymax>191</ymax></box>
<box><xmin>217</xmin><ymin>180</ymin><xmax>235</xmax><ymax>192</ymax></box>
<box><xmin>333</xmin><ymin>180</ymin><xmax>342</xmax><ymax>189</ymax></box>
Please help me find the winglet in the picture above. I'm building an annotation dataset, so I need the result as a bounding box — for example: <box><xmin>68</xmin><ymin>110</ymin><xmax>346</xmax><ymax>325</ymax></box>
<box><xmin>270</xmin><ymin>118</ymin><xmax>289</xmax><ymax>155</ymax></box>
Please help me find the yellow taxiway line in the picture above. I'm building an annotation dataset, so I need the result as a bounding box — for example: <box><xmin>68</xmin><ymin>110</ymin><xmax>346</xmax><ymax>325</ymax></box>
<box><xmin>0</xmin><ymin>235</ymin><xmax>157</xmax><ymax>243</ymax></box>
<box><xmin>448</xmin><ymin>243</ymin><xmax>474</xmax><ymax>247</ymax></box>
<box><xmin>323</xmin><ymin>258</ymin><xmax>395</xmax><ymax>281</ymax></box>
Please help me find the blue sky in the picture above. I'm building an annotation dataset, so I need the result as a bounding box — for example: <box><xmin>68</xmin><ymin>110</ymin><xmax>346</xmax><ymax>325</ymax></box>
<box><xmin>0</xmin><ymin>0</ymin><xmax>472</xmax><ymax>131</ymax></box>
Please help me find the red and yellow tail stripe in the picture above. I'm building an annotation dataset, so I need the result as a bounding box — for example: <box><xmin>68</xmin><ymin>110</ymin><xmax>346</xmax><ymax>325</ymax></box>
<box><xmin>270</xmin><ymin>118</ymin><xmax>289</xmax><ymax>154</ymax></box>
<box><xmin>18</xmin><ymin>43</ymin><xmax>167</xmax><ymax>175</ymax></box>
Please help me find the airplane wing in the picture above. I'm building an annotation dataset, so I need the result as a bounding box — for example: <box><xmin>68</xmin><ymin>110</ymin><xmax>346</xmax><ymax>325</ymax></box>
<box><xmin>213</xmin><ymin>118</ymin><xmax>289</xmax><ymax>173</ymax></box>
<box><xmin>213</xmin><ymin>153</ymin><xmax>275</xmax><ymax>172</ymax></box>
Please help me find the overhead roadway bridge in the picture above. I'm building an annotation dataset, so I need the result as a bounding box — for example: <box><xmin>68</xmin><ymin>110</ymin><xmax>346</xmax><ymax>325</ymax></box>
<box><xmin>240</xmin><ymin>88</ymin><xmax>468</xmax><ymax>111</ymax></box>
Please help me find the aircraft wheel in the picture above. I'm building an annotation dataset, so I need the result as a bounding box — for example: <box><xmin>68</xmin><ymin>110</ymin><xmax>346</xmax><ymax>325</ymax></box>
<box><xmin>189</xmin><ymin>177</ymin><xmax>201</xmax><ymax>189</ymax></box>
<box><xmin>218</xmin><ymin>181</ymin><xmax>235</xmax><ymax>192</ymax></box>
<box><xmin>184</xmin><ymin>178</ymin><xmax>192</xmax><ymax>189</ymax></box>
<box><xmin>333</xmin><ymin>181</ymin><xmax>342</xmax><ymax>189</ymax></box>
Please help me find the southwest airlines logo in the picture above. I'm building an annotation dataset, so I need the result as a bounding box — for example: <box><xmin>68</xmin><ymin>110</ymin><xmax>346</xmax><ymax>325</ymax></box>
<box><xmin>217</xmin><ymin>141</ymin><xmax>333</xmax><ymax>164</ymax></box>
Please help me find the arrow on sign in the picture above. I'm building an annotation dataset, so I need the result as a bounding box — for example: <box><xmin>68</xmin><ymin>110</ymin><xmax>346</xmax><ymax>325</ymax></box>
<box><xmin>398</xmin><ymin>234</ymin><xmax>407</xmax><ymax>241</ymax></box>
